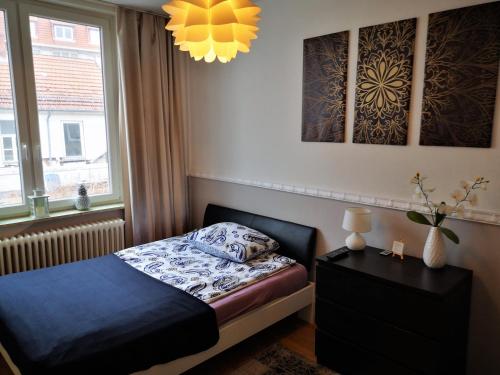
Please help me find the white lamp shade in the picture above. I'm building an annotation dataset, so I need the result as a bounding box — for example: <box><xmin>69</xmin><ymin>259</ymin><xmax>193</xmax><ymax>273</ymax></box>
<box><xmin>342</xmin><ymin>207</ymin><xmax>372</xmax><ymax>233</ymax></box>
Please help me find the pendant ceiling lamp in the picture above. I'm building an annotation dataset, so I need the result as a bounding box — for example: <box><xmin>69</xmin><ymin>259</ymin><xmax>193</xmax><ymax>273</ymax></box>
<box><xmin>162</xmin><ymin>0</ymin><xmax>261</xmax><ymax>63</ymax></box>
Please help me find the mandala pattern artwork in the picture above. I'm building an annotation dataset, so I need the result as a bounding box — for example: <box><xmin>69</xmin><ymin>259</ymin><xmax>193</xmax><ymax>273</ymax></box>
<box><xmin>420</xmin><ymin>2</ymin><xmax>500</xmax><ymax>148</ymax></box>
<box><xmin>353</xmin><ymin>19</ymin><xmax>416</xmax><ymax>145</ymax></box>
<box><xmin>302</xmin><ymin>31</ymin><xmax>348</xmax><ymax>142</ymax></box>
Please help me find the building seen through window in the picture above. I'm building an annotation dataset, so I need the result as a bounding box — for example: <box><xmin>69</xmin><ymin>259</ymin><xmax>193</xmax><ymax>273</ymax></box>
<box><xmin>0</xmin><ymin>14</ymin><xmax>111</xmax><ymax>207</ymax></box>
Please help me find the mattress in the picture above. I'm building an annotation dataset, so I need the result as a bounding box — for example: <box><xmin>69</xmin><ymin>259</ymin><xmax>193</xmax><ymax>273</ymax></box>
<box><xmin>210</xmin><ymin>263</ymin><xmax>308</xmax><ymax>325</ymax></box>
<box><xmin>116</xmin><ymin>236</ymin><xmax>298</xmax><ymax>303</ymax></box>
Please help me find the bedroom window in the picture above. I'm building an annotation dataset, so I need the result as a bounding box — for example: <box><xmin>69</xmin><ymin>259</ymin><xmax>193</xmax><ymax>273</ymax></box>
<box><xmin>31</xmin><ymin>16</ymin><xmax>112</xmax><ymax>200</ymax></box>
<box><xmin>0</xmin><ymin>0</ymin><xmax>121</xmax><ymax>218</ymax></box>
<box><xmin>0</xmin><ymin>11</ymin><xmax>23</xmax><ymax>209</ymax></box>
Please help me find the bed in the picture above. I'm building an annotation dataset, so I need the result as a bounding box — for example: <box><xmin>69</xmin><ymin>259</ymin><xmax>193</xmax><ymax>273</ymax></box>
<box><xmin>0</xmin><ymin>204</ymin><xmax>316</xmax><ymax>375</ymax></box>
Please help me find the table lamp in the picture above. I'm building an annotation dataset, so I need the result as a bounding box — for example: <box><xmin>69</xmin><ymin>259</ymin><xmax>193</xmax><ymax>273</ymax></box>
<box><xmin>342</xmin><ymin>207</ymin><xmax>372</xmax><ymax>250</ymax></box>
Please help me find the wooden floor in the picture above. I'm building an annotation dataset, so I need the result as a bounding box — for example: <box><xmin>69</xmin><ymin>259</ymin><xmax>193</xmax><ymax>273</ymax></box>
<box><xmin>0</xmin><ymin>316</ymin><xmax>315</xmax><ymax>375</ymax></box>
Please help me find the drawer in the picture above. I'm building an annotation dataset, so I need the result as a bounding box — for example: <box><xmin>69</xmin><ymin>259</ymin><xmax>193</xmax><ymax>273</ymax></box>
<box><xmin>316</xmin><ymin>329</ymin><xmax>420</xmax><ymax>375</ymax></box>
<box><xmin>316</xmin><ymin>297</ymin><xmax>440</xmax><ymax>374</ymax></box>
<box><xmin>316</xmin><ymin>265</ymin><xmax>445</xmax><ymax>339</ymax></box>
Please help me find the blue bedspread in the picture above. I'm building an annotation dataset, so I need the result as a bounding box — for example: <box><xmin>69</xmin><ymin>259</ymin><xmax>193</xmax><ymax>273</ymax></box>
<box><xmin>0</xmin><ymin>254</ymin><xmax>219</xmax><ymax>375</ymax></box>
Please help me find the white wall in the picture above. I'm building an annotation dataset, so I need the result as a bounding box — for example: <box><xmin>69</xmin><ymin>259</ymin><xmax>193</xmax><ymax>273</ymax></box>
<box><xmin>188</xmin><ymin>0</ymin><xmax>500</xmax><ymax>215</ymax></box>
<box><xmin>186</xmin><ymin>0</ymin><xmax>500</xmax><ymax>373</ymax></box>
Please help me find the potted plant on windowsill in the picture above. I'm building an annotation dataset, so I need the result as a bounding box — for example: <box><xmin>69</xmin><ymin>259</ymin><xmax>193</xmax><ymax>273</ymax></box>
<box><xmin>407</xmin><ymin>173</ymin><xmax>489</xmax><ymax>269</ymax></box>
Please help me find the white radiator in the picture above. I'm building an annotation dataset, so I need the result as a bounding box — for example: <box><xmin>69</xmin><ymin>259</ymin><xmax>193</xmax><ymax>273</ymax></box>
<box><xmin>0</xmin><ymin>219</ymin><xmax>125</xmax><ymax>276</ymax></box>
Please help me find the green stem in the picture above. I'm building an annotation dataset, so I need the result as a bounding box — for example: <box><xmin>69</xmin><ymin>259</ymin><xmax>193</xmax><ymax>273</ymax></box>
<box><xmin>452</xmin><ymin>181</ymin><xmax>481</xmax><ymax>213</ymax></box>
<box><xmin>417</xmin><ymin>177</ymin><xmax>436</xmax><ymax>226</ymax></box>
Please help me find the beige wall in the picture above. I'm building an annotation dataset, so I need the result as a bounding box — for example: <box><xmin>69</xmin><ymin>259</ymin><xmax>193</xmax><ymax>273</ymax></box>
<box><xmin>186</xmin><ymin>0</ymin><xmax>500</xmax><ymax>373</ymax></box>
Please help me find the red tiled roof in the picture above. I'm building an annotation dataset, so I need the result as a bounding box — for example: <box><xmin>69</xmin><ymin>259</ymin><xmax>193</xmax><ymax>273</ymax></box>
<box><xmin>0</xmin><ymin>54</ymin><xmax>104</xmax><ymax>112</ymax></box>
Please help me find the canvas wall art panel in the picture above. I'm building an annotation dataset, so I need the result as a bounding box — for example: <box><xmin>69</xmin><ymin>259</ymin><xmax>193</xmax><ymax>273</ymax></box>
<box><xmin>420</xmin><ymin>2</ymin><xmax>500</xmax><ymax>148</ymax></box>
<box><xmin>353</xmin><ymin>18</ymin><xmax>416</xmax><ymax>145</ymax></box>
<box><xmin>302</xmin><ymin>31</ymin><xmax>348</xmax><ymax>142</ymax></box>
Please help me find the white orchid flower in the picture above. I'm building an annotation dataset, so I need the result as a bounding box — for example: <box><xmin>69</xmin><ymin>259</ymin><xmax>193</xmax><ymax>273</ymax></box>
<box><xmin>460</xmin><ymin>180</ymin><xmax>471</xmax><ymax>190</ymax></box>
<box><xmin>408</xmin><ymin>172</ymin><xmax>489</xmax><ymax>235</ymax></box>
<box><xmin>451</xmin><ymin>190</ymin><xmax>465</xmax><ymax>202</ymax></box>
<box><xmin>413</xmin><ymin>186</ymin><xmax>423</xmax><ymax>200</ymax></box>
<box><xmin>469</xmin><ymin>194</ymin><xmax>478</xmax><ymax>207</ymax></box>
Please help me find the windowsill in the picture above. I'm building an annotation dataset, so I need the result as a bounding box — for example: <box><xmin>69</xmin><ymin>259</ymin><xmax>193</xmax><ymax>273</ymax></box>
<box><xmin>0</xmin><ymin>203</ymin><xmax>124</xmax><ymax>227</ymax></box>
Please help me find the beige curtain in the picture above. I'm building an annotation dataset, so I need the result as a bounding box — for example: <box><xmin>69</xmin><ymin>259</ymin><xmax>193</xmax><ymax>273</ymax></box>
<box><xmin>117</xmin><ymin>8</ymin><xmax>189</xmax><ymax>245</ymax></box>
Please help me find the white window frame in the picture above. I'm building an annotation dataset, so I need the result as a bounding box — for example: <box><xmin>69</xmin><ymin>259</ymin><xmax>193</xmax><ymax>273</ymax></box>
<box><xmin>0</xmin><ymin>0</ymin><xmax>33</xmax><ymax>216</ymax></box>
<box><xmin>0</xmin><ymin>0</ymin><xmax>121</xmax><ymax>219</ymax></box>
<box><xmin>53</xmin><ymin>23</ymin><xmax>74</xmax><ymax>42</ymax></box>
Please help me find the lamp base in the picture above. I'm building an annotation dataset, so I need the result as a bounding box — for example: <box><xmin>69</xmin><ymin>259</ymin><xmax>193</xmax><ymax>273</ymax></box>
<box><xmin>345</xmin><ymin>232</ymin><xmax>366</xmax><ymax>251</ymax></box>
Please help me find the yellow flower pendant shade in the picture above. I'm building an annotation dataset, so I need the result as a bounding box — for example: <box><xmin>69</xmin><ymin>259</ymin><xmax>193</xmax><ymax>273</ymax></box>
<box><xmin>162</xmin><ymin>0</ymin><xmax>261</xmax><ymax>63</ymax></box>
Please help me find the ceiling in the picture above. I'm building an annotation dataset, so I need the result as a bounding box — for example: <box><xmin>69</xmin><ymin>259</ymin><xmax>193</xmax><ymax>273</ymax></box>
<box><xmin>101</xmin><ymin>0</ymin><xmax>262</xmax><ymax>15</ymax></box>
<box><xmin>102</xmin><ymin>0</ymin><xmax>168</xmax><ymax>15</ymax></box>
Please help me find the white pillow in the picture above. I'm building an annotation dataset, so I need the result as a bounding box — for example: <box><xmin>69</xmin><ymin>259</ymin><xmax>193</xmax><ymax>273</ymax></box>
<box><xmin>185</xmin><ymin>222</ymin><xmax>280</xmax><ymax>263</ymax></box>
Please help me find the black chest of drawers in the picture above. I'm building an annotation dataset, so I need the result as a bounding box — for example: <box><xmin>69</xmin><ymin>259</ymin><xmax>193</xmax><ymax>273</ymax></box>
<box><xmin>315</xmin><ymin>247</ymin><xmax>472</xmax><ymax>375</ymax></box>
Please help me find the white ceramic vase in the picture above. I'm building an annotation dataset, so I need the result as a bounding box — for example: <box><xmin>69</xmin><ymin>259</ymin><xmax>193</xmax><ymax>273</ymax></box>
<box><xmin>423</xmin><ymin>226</ymin><xmax>446</xmax><ymax>269</ymax></box>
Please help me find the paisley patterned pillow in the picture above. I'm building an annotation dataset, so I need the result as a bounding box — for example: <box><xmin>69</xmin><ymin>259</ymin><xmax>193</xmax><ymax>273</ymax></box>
<box><xmin>185</xmin><ymin>222</ymin><xmax>280</xmax><ymax>263</ymax></box>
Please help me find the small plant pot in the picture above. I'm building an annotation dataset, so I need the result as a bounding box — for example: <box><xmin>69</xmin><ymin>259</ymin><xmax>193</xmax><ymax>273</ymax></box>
<box><xmin>75</xmin><ymin>195</ymin><xmax>91</xmax><ymax>211</ymax></box>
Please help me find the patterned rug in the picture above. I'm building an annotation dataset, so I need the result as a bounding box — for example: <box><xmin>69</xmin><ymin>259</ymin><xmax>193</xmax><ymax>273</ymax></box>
<box><xmin>230</xmin><ymin>343</ymin><xmax>339</xmax><ymax>375</ymax></box>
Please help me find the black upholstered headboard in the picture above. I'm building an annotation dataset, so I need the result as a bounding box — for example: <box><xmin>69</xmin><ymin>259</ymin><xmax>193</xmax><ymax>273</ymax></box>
<box><xmin>203</xmin><ymin>204</ymin><xmax>317</xmax><ymax>271</ymax></box>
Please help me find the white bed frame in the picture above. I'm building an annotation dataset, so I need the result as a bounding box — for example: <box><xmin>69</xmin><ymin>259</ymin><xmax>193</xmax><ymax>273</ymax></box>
<box><xmin>0</xmin><ymin>282</ymin><xmax>315</xmax><ymax>375</ymax></box>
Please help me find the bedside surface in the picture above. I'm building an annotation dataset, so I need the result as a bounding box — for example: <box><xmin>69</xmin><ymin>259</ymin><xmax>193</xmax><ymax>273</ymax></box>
<box><xmin>317</xmin><ymin>246</ymin><xmax>472</xmax><ymax>297</ymax></box>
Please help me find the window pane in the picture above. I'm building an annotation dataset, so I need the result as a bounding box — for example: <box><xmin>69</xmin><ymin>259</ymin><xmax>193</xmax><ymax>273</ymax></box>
<box><xmin>89</xmin><ymin>28</ymin><xmax>100</xmax><ymax>45</ymax></box>
<box><xmin>0</xmin><ymin>12</ymin><xmax>23</xmax><ymax>207</ymax></box>
<box><xmin>4</xmin><ymin>150</ymin><xmax>13</xmax><ymax>161</ymax></box>
<box><xmin>3</xmin><ymin>137</ymin><xmax>12</xmax><ymax>149</ymax></box>
<box><xmin>30</xmin><ymin>16</ymin><xmax>110</xmax><ymax>199</ymax></box>
<box><xmin>63</xmin><ymin>123</ymin><xmax>82</xmax><ymax>157</ymax></box>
